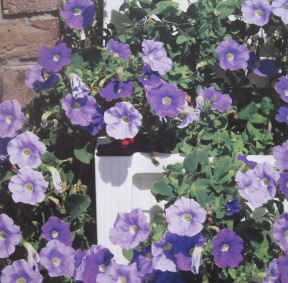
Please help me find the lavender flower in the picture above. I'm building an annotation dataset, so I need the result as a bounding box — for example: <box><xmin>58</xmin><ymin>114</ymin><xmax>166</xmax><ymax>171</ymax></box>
<box><xmin>0</xmin><ymin>100</ymin><xmax>26</xmax><ymax>138</ymax></box>
<box><xmin>279</xmin><ymin>172</ymin><xmax>288</xmax><ymax>199</ymax></box>
<box><xmin>100</xmin><ymin>79</ymin><xmax>133</xmax><ymax>102</ymax></box>
<box><xmin>38</xmin><ymin>42</ymin><xmax>72</xmax><ymax>72</ymax></box>
<box><xmin>178</xmin><ymin>102</ymin><xmax>201</xmax><ymax>129</ymax></box>
<box><xmin>0</xmin><ymin>259</ymin><xmax>43</xmax><ymax>283</ymax></box>
<box><xmin>277</xmin><ymin>255</ymin><xmax>288</xmax><ymax>282</ymax></box>
<box><xmin>138</xmin><ymin>65</ymin><xmax>162</xmax><ymax>90</ymax></box>
<box><xmin>215</xmin><ymin>38</ymin><xmax>249</xmax><ymax>71</ymax></box>
<box><xmin>81</xmin><ymin>104</ymin><xmax>104</xmax><ymax>135</ymax></box>
<box><xmin>109</xmin><ymin>208</ymin><xmax>150</xmax><ymax>250</ymax></box>
<box><xmin>0</xmin><ymin>213</ymin><xmax>21</xmax><ymax>258</ymax></box>
<box><xmin>0</xmin><ymin>137</ymin><xmax>10</xmax><ymax>164</ymax></box>
<box><xmin>25</xmin><ymin>64</ymin><xmax>60</xmax><ymax>90</ymax></box>
<box><xmin>7</xmin><ymin>131</ymin><xmax>46</xmax><ymax>169</ymax></box>
<box><xmin>263</xmin><ymin>259</ymin><xmax>280</xmax><ymax>283</ymax></box>
<box><xmin>273</xmin><ymin>140</ymin><xmax>288</xmax><ymax>171</ymax></box>
<box><xmin>107</xmin><ymin>39</ymin><xmax>132</xmax><ymax>60</ymax></box>
<box><xmin>69</xmin><ymin>73</ymin><xmax>90</xmax><ymax>98</ymax></box>
<box><xmin>142</xmin><ymin>39</ymin><xmax>173</xmax><ymax>75</ymax></box>
<box><xmin>39</xmin><ymin>239</ymin><xmax>75</xmax><ymax>277</ymax></box>
<box><xmin>96</xmin><ymin>261</ymin><xmax>141</xmax><ymax>283</ymax></box>
<box><xmin>41</xmin><ymin>216</ymin><xmax>73</xmax><ymax>246</ymax></box>
<box><xmin>274</xmin><ymin>76</ymin><xmax>288</xmax><ymax>103</ymax></box>
<box><xmin>241</xmin><ymin>0</ymin><xmax>272</xmax><ymax>26</ymax></box>
<box><xmin>61</xmin><ymin>0</ymin><xmax>96</xmax><ymax>30</ymax></box>
<box><xmin>273</xmin><ymin>214</ymin><xmax>288</xmax><ymax>253</ymax></box>
<box><xmin>8</xmin><ymin>168</ymin><xmax>48</xmax><ymax>205</ymax></box>
<box><xmin>146</xmin><ymin>82</ymin><xmax>186</xmax><ymax>118</ymax></box>
<box><xmin>62</xmin><ymin>93</ymin><xmax>98</xmax><ymax>126</ymax></box>
<box><xmin>212</xmin><ymin>228</ymin><xmax>244</xmax><ymax>268</ymax></box>
<box><xmin>104</xmin><ymin>101</ymin><xmax>142</xmax><ymax>139</ymax></box>
<box><xmin>153</xmin><ymin>271</ymin><xmax>186</xmax><ymax>283</ymax></box>
<box><xmin>272</xmin><ymin>0</ymin><xmax>288</xmax><ymax>24</ymax></box>
<box><xmin>165</xmin><ymin>197</ymin><xmax>206</xmax><ymax>237</ymax></box>
<box><xmin>225</xmin><ymin>198</ymin><xmax>242</xmax><ymax>216</ymax></box>
<box><xmin>248</xmin><ymin>53</ymin><xmax>277</xmax><ymax>77</ymax></box>
<box><xmin>276</xmin><ymin>105</ymin><xmax>288</xmax><ymax>124</ymax></box>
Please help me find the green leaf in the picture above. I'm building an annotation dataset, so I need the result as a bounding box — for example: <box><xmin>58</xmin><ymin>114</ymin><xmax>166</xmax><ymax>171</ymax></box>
<box><xmin>238</xmin><ymin>102</ymin><xmax>258</xmax><ymax>120</ymax></box>
<box><xmin>249</xmin><ymin>113</ymin><xmax>267</xmax><ymax>125</ymax></box>
<box><xmin>153</xmin><ymin>1</ymin><xmax>179</xmax><ymax>14</ymax></box>
<box><xmin>228</xmin><ymin>268</ymin><xmax>237</xmax><ymax>279</ymax></box>
<box><xmin>122</xmin><ymin>249</ymin><xmax>134</xmax><ymax>262</ymax></box>
<box><xmin>67</xmin><ymin>195</ymin><xmax>91</xmax><ymax>220</ymax></box>
<box><xmin>74</xmin><ymin>148</ymin><xmax>93</xmax><ymax>164</ymax></box>
<box><xmin>254</xmin><ymin>236</ymin><xmax>270</xmax><ymax>261</ymax></box>
<box><xmin>214</xmin><ymin>156</ymin><xmax>231</xmax><ymax>181</ymax></box>
<box><xmin>41</xmin><ymin>152</ymin><xmax>57</xmax><ymax>166</ymax></box>
<box><xmin>190</xmin><ymin>179</ymin><xmax>211</xmax><ymax>205</ymax></box>
<box><xmin>216</xmin><ymin>1</ymin><xmax>236</xmax><ymax>19</ymax></box>
<box><xmin>166</xmin><ymin>163</ymin><xmax>183</xmax><ymax>172</ymax></box>
<box><xmin>184</xmin><ymin>152</ymin><xmax>198</xmax><ymax>173</ymax></box>
<box><xmin>151</xmin><ymin>180</ymin><xmax>174</xmax><ymax>198</ymax></box>
<box><xmin>176</xmin><ymin>35</ymin><xmax>186</xmax><ymax>44</ymax></box>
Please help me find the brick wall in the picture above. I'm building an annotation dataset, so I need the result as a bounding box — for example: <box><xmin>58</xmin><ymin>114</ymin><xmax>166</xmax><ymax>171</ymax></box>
<box><xmin>0</xmin><ymin>0</ymin><xmax>61</xmax><ymax>107</ymax></box>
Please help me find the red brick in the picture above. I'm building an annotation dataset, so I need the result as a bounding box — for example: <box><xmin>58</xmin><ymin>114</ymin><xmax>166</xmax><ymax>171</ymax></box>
<box><xmin>1</xmin><ymin>67</ymin><xmax>37</xmax><ymax>107</ymax></box>
<box><xmin>0</xmin><ymin>18</ymin><xmax>60</xmax><ymax>60</ymax></box>
<box><xmin>2</xmin><ymin>0</ymin><xmax>60</xmax><ymax>15</ymax></box>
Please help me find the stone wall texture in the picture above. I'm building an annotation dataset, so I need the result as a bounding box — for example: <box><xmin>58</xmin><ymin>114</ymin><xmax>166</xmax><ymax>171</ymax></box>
<box><xmin>0</xmin><ymin>1</ymin><xmax>60</xmax><ymax>107</ymax></box>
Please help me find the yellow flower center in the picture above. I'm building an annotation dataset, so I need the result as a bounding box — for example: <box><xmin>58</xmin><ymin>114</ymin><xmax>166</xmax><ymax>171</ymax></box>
<box><xmin>5</xmin><ymin>115</ymin><xmax>13</xmax><ymax>124</ymax></box>
<box><xmin>148</xmin><ymin>53</ymin><xmax>154</xmax><ymax>60</ymax></box>
<box><xmin>284</xmin><ymin>230</ymin><xmax>288</xmax><ymax>238</ymax></box>
<box><xmin>146</xmin><ymin>252</ymin><xmax>153</xmax><ymax>260</ymax></box>
<box><xmin>286</xmin><ymin>181</ymin><xmax>288</xmax><ymax>188</ymax></box>
<box><xmin>163</xmin><ymin>243</ymin><xmax>172</xmax><ymax>251</ymax></box>
<box><xmin>221</xmin><ymin>243</ymin><xmax>229</xmax><ymax>252</ymax></box>
<box><xmin>23</xmin><ymin>148</ymin><xmax>31</xmax><ymax>156</ymax></box>
<box><xmin>117</xmin><ymin>88</ymin><xmax>123</xmax><ymax>94</ymax></box>
<box><xmin>73</xmin><ymin>8</ymin><xmax>82</xmax><ymax>15</ymax></box>
<box><xmin>284</xmin><ymin>89</ymin><xmax>288</xmax><ymax>96</ymax></box>
<box><xmin>24</xmin><ymin>183</ymin><xmax>34</xmax><ymax>191</ymax></box>
<box><xmin>99</xmin><ymin>264</ymin><xmax>106</xmax><ymax>272</ymax></box>
<box><xmin>51</xmin><ymin>230</ymin><xmax>59</xmax><ymax>238</ymax></box>
<box><xmin>0</xmin><ymin>231</ymin><xmax>7</xmax><ymax>240</ymax></box>
<box><xmin>226</xmin><ymin>53</ymin><xmax>234</xmax><ymax>61</ymax></box>
<box><xmin>129</xmin><ymin>225</ymin><xmax>138</xmax><ymax>235</ymax></box>
<box><xmin>262</xmin><ymin>178</ymin><xmax>269</xmax><ymax>186</ymax></box>
<box><xmin>162</xmin><ymin>96</ymin><xmax>172</xmax><ymax>105</ymax></box>
<box><xmin>72</xmin><ymin>102</ymin><xmax>81</xmax><ymax>109</ymax></box>
<box><xmin>16</xmin><ymin>278</ymin><xmax>26</xmax><ymax>283</ymax></box>
<box><xmin>117</xmin><ymin>277</ymin><xmax>127</xmax><ymax>283</ymax></box>
<box><xmin>255</xmin><ymin>9</ymin><xmax>263</xmax><ymax>17</ymax></box>
<box><xmin>53</xmin><ymin>54</ymin><xmax>60</xmax><ymax>62</ymax></box>
<box><xmin>52</xmin><ymin>257</ymin><xmax>61</xmax><ymax>267</ymax></box>
<box><xmin>121</xmin><ymin>116</ymin><xmax>130</xmax><ymax>123</ymax></box>
<box><xmin>182</xmin><ymin>213</ymin><xmax>193</xmax><ymax>222</ymax></box>
<box><xmin>286</xmin><ymin>4</ymin><xmax>288</xmax><ymax>9</ymax></box>
<box><xmin>189</xmin><ymin>247</ymin><xmax>194</xmax><ymax>256</ymax></box>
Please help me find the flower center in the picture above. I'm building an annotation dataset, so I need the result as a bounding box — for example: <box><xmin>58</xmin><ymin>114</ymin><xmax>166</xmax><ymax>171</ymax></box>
<box><xmin>53</xmin><ymin>54</ymin><xmax>60</xmax><ymax>62</ymax></box>
<box><xmin>52</xmin><ymin>257</ymin><xmax>61</xmax><ymax>267</ymax></box>
<box><xmin>73</xmin><ymin>8</ymin><xmax>82</xmax><ymax>15</ymax></box>
<box><xmin>261</xmin><ymin>178</ymin><xmax>269</xmax><ymax>186</ymax></box>
<box><xmin>182</xmin><ymin>213</ymin><xmax>193</xmax><ymax>222</ymax></box>
<box><xmin>286</xmin><ymin>4</ymin><xmax>288</xmax><ymax>9</ymax></box>
<box><xmin>121</xmin><ymin>116</ymin><xmax>130</xmax><ymax>123</ymax></box>
<box><xmin>244</xmin><ymin>187</ymin><xmax>249</xmax><ymax>193</ymax></box>
<box><xmin>16</xmin><ymin>278</ymin><xmax>27</xmax><ymax>283</ymax></box>
<box><xmin>51</xmin><ymin>230</ymin><xmax>59</xmax><ymax>238</ymax></box>
<box><xmin>221</xmin><ymin>243</ymin><xmax>229</xmax><ymax>252</ymax></box>
<box><xmin>5</xmin><ymin>115</ymin><xmax>13</xmax><ymax>124</ymax></box>
<box><xmin>162</xmin><ymin>96</ymin><xmax>171</xmax><ymax>105</ymax></box>
<box><xmin>146</xmin><ymin>252</ymin><xmax>153</xmax><ymax>260</ymax></box>
<box><xmin>0</xmin><ymin>231</ymin><xmax>7</xmax><ymax>240</ymax></box>
<box><xmin>72</xmin><ymin>102</ymin><xmax>81</xmax><ymax>109</ymax></box>
<box><xmin>286</xmin><ymin>181</ymin><xmax>288</xmax><ymax>188</ymax></box>
<box><xmin>284</xmin><ymin>230</ymin><xmax>288</xmax><ymax>238</ymax></box>
<box><xmin>284</xmin><ymin>89</ymin><xmax>288</xmax><ymax>96</ymax></box>
<box><xmin>99</xmin><ymin>264</ymin><xmax>106</xmax><ymax>272</ymax></box>
<box><xmin>148</xmin><ymin>53</ymin><xmax>154</xmax><ymax>60</ymax></box>
<box><xmin>255</xmin><ymin>9</ymin><xmax>263</xmax><ymax>17</ymax></box>
<box><xmin>117</xmin><ymin>88</ymin><xmax>123</xmax><ymax>94</ymax></box>
<box><xmin>24</xmin><ymin>183</ymin><xmax>34</xmax><ymax>191</ymax></box>
<box><xmin>189</xmin><ymin>247</ymin><xmax>194</xmax><ymax>256</ymax></box>
<box><xmin>23</xmin><ymin>148</ymin><xmax>31</xmax><ymax>156</ymax></box>
<box><xmin>129</xmin><ymin>225</ymin><xmax>138</xmax><ymax>234</ymax></box>
<box><xmin>163</xmin><ymin>243</ymin><xmax>172</xmax><ymax>251</ymax></box>
<box><xmin>117</xmin><ymin>277</ymin><xmax>127</xmax><ymax>283</ymax></box>
<box><xmin>226</xmin><ymin>53</ymin><xmax>234</xmax><ymax>61</ymax></box>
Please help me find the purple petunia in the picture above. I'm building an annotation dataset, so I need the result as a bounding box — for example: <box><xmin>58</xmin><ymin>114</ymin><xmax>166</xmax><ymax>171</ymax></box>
<box><xmin>165</xmin><ymin>197</ymin><xmax>206</xmax><ymax>237</ymax></box>
<box><xmin>38</xmin><ymin>42</ymin><xmax>72</xmax><ymax>72</ymax></box>
<box><xmin>8</xmin><ymin>168</ymin><xmax>48</xmax><ymax>205</ymax></box>
<box><xmin>274</xmin><ymin>76</ymin><xmax>288</xmax><ymax>103</ymax></box>
<box><xmin>212</xmin><ymin>228</ymin><xmax>244</xmax><ymax>268</ymax></box>
<box><xmin>0</xmin><ymin>259</ymin><xmax>43</xmax><ymax>283</ymax></box>
<box><xmin>0</xmin><ymin>214</ymin><xmax>21</xmax><ymax>258</ymax></box>
<box><xmin>97</xmin><ymin>261</ymin><xmax>141</xmax><ymax>283</ymax></box>
<box><xmin>81</xmin><ymin>104</ymin><xmax>104</xmax><ymax>135</ymax></box>
<box><xmin>272</xmin><ymin>0</ymin><xmax>288</xmax><ymax>25</ymax></box>
<box><xmin>107</xmin><ymin>39</ymin><xmax>132</xmax><ymax>60</ymax></box>
<box><xmin>276</xmin><ymin>105</ymin><xmax>288</xmax><ymax>124</ymax></box>
<box><xmin>279</xmin><ymin>172</ymin><xmax>288</xmax><ymax>199</ymax></box>
<box><xmin>241</xmin><ymin>0</ymin><xmax>272</xmax><ymax>26</ymax></box>
<box><xmin>39</xmin><ymin>239</ymin><xmax>75</xmax><ymax>277</ymax></box>
<box><xmin>142</xmin><ymin>39</ymin><xmax>173</xmax><ymax>75</ymax></box>
<box><xmin>61</xmin><ymin>0</ymin><xmax>96</xmax><ymax>30</ymax></box>
<box><xmin>177</xmin><ymin>102</ymin><xmax>201</xmax><ymax>129</ymax></box>
<box><xmin>248</xmin><ymin>53</ymin><xmax>277</xmax><ymax>77</ymax></box>
<box><xmin>69</xmin><ymin>73</ymin><xmax>90</xmax><ymax>98</ymax></box>
<box><xmin>0</xmin><ymin>100</ymin><xmax>26</xmax><ymax>139</ymax></box>
<box><xmin>109</xmin><ymin>208</ymin><xmax>150</xmax><ymax>250</ymax></box>
<box><xmin>277</xmin><ymin>255</ymin><xmax>288</xmax><ymax>282</ymax></box>
<box><xmin>41</xmin><ymin>216</ymin><xmax>73</xmax><ymax>246</ymax></box>
<box><xmin>146</xmin><ymin>82</ymin><xmax>186</xmax><ymax>118</ymax></box>
<box><xmin>25</xmin><ymin>64</ymin><xmax>60</xmax><ymax>90</ymax></box>
<box><xmin>215</xmin><ymin>38</ymin><xmax>249</xmax><ymax>71</ymax></box>
<box><xmin>273</xmin><ymin>140</ymin><xmax>288</xmax><ymax>171</ymax></box>
<box><xmin>104</xmin><ymin>101</ymin><xmax>142</xmax><ymax>139</ymax></box>
<box><xmin>0</xmin><ymin>137</ymin><xmax>11</xmax><ymax>164</ymax></box>
<box><xmin>7</xmin><ymin>131</ymin><xmax>46</xmax><ymax>169</ymax></box>
<box><xmin>100</xmin><ymin>79</ymin><xmax>134</xmax><ymax>102</ymax></box>
<box><xmin>62</xmin><ymin>93</ymin><xmax>98</xmax><ymax>126</ymax></box>
<box><xmin>263</xmin><ymin>259</ymin><xmax>280</xmax><ymax>283</ymax></box>
<box><xmin>138</xmin><ymin>65</ymin><xmax>162</xmax><ymax>90</ymax></box>
<box><xmin>273</xmin><ymin>214</ymin><xmax>288</xmax><ymax>254</ymax></box>
<box><xmin>225</xmin><ymin>198</ymin><xmax>242</xmax><ymax>216</ymax></box>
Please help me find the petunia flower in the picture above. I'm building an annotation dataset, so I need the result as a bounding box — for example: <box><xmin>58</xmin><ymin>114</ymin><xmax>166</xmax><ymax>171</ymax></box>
<box><xmin>276</xmin><ymin>105</ymin><xmax>288</xmax><ymax>124</ymax></box>
<box><xmin>225</xmin><ymin>198</ymin><xmax>242</xmax><ymax>216</ymax></box>
<box><xmin>277</xmin><ymin>255</ymin><xmax>288</xmax><ymax>282</ymax></box>
<box><xmin>69</xmin><ymin>73</ymin><xmax>90</xmax><ymax>98</ymax></box>
<box><xmin>80</xmin><ymin>104</ymin><xmax>104</xmax><ymax>135</ymax></box>
<box><xmin>138</xmin><ymin>64</ymin><xmax>162</xmax><ymax>91</ymax></box>
<box><xmin>274</xmin><ymin>76</ymin><xmax>288</xmax><ymax>103</ymax></box>
<box><xmin>263</xmin><ymin>258</ymin><xmax>280</xmax><ymax>283</ymax></box>
<box><xmin>100</xmin><ymin>79</ymin><xmax>133</xmax><ymax>102</ymax></box>
<box><xmin>272</xmin><ymin>0</ymin><xmax>288</xmax><ymax>25</ymax></box>
<box><xmin>273</xmin><ymin>213</ymin><xmax>288</xmax><ymax>254</ymax></box>
<box><xmin>177</xmin><ymin>102</ymin><xmax>201</xmax><ymax>129</ymax></box>
<box><xmin>107</xmin><ymin>39</ymin><xmax>131</xmax><ymax>60</ymax></box>
<box><xmin>279</xmin><ymin>172</ymin><xmax>288</xmax><ymax>199</ymax></box>
<box><xmin>273</xmin><ymin>140</ymin><xmax>288</xmax><ymax>171</ymax></box>
<box><xmin>248</xmin><ymin>53</ymin><xmax>277</xmax><ymax>77</ymax></box>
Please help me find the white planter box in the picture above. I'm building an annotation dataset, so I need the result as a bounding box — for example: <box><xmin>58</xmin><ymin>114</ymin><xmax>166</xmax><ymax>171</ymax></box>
<box><xmin>94</xmin><ymin>138</ymin><xmax>287</xmax><ymax>263</ymax></box>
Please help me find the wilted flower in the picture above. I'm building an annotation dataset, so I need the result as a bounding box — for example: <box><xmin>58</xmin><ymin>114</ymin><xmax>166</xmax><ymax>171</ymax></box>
<box><xmin>215</xmin><ymin>38</ymin><xmax>249</xmax><ymax>71</ymax></box>
<box><xmin>41</xmin><ymin>216</ymin><xmax>73</xmax><ymax>246</ymax></box>
<box><xmin>0</xmin><ymin>213</ymin><xmax>21</xmax><ymax>258</ymax></box>
<box><xmin>38</xmin><ymin>42</ymin><xmax>72</xmax><ymax>72</ymax></box>
<box><xmin>273</xmin><ymin>140</ymin><xmax>288</xmax><ymax>171</ymax></box>
<box><xmin>274</xmin><ymin>76</ymin><xmax>288</xmax><ymax>103</ymax></box>
<box><xmin>248</xmin><ymin>53</ymin><xmax>277</xmax><ymax>77</ymax></box>
<box><xmin>142</xmin><ymin>39</ymin><xmax>173</xmax><ymax>75</ymax></box>
<box><xmin>47</xmin><ymin>166</ymin><xmax>63</xmax><ymax>193</ymax></box>
<box><xmin>279</xmin><ymin>172</ymin><xmax>288</xmax><ymax>199</ymax></box>
<box><xmin>273</xmin><ymin>214</ymin><xmax>288</xmax><ymax>253</ymax></box>
<box><xmin>225</xmin><ymin>198</ymin><xmax>242</xmax><ymax>216</ymax></box>
<box><xmin>276</xmin><ymin>105</ymin><xmax>288</xmax><ymax>124</ymax></box>
<box><xmin>272</xmin><ymin>0</ymin><xmax>288</xmax><ymax>24</ymax></box>
<box><xmin>23</xmin><ymin>242</ymin><xmax>40</xmax><ymax>271</ymax></box>
<box><xmin>241</xmin><ymin>0</ymin><xmax>272</xmax><ymax>26</ymax></box>
<box><xmin>61</xmin><ymin>0</ymin><xmax>96</xmax><ymax>30</ymax></box>
<box><xmin>212</xmin><ymin>228</ymin><xmax>244</xmax><ymax>268</ymax></box>
<box><xmin>69</xmin><ymin>73</ymin><xmax>90</xmax><ymax>98</ymax></box>
<box><xmin>177</xmin><ymin>102</ymin><xmax>201</xmax><ymax>129</ymax></box>
<box><xmin>39</xmin><ymin>239</ymin><xmax>75</xmax><ymax>277</ymax></box>
<box><xmin>277</xmin><ymin>255</ymin><xmax>288</xmax><ymax>282</ymax></box>
<box><xmin>263</xmin><ymin>258</ymin><xmax>280</xmax><ymax>283</ymax></box>
<box><xmin>0</xmin><ymin>259</ymin><xmax>43</xmax><ymax>283</ymax></box>
<box><xmin>107</xmin><ymin>39</ymin><xmax>131</xmax><ymax>60</ymax></box>
<box><xmin>109</xmin><ymin>208</ymin><xmax>150</xmax><ymax>250</ymax></box>
<box><xmin>0</xmin><ymin>99</ymin><xmax>26</xmax><ymax>138</ymax></box>
<box><xmin>165</xmin><ymin>197</ymin><xmax>206</xmax><ymax>237</ymax></box>
<box><xmin>100</xmin><ymin>79</ymin><xmax>133</xmax><ymax>101</ymax></box>
<box><xmin>8</xmin><ymin>168</ymin><xmax>48</xmax><ymax>205</ymax></box>
<box><xmin>104</xmin><ymin>101</ymin><xmax>142</xmax><ymax>139</ymax></box>
<box><xmin>7</xmin><ymin>131</ymin><xmax>46</xmax><ymax>169</ymax></box>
